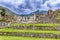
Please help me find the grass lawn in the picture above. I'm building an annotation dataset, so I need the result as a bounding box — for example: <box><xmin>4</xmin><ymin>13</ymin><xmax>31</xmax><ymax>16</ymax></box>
<box><xmin>0</xmin><ymin>28</ymin><xmax>60</xmax><ymax>34</ymax></box>
<box><xmin>0</xmin><ymin>36</ymin><xmax>60</xmax><ymax>40</ymax></box>
<box><xmin>11</xmin><ymin>23</ymin><xmax>60</xmax><ymax>27</ymax></box>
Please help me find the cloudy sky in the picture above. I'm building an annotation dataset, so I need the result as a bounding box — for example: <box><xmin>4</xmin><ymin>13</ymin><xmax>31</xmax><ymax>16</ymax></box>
<box><xmin>0</xmin><ymin>0</ymin><xmax>60</xmax><ymax>15</ymax></box>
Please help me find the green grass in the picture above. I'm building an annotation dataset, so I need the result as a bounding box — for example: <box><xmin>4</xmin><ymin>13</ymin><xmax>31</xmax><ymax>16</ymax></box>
<box><xmin>0</xmin><ymin>28</ymin><xmax>60</xmax><ymax>34</ymax></box>
<box><xmin>0</xmin><ymin>36</ymin><xmax>60</xmax><ymax>40</ymax></box>
<box><xmin>11</xmin><ymin>23</ymin><xmax>60</xmax><ymax>27</ymax></box>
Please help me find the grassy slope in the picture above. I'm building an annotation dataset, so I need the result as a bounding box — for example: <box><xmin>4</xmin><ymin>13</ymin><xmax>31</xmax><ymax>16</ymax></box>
<box><xmin>0</xmin><ymin>28</ymin><xmax>60</xmax><ymax>34</ymax></box>
<box><xmin>1</xmin><ymin>23</ymin><xmax>60</xmax><ymax>40</ymax></box>
<box><xmin>0</xmin><ymin>36</ymin><xmax>60</xmax><ymax>40</ymax></box>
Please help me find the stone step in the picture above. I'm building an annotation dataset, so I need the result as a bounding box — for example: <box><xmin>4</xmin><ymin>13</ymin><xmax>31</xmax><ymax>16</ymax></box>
<box><xmin>6</xmin><ymin>26</ymin><xmax>60</xmax><ymax>31</ymax></box>
<box><xmin>0</xmin><ymin>32</ymin><xmax>60</xmax><ymax>38</ymax></box>
<box><xmin>0</xmin><ymin>28</ymin><xmax>60</xmax><ymax>38</ymax></box>
<box><xmin>0</xmin><ymin>28</ymin><xmax>60</xmax><ymax>34</ymax></box>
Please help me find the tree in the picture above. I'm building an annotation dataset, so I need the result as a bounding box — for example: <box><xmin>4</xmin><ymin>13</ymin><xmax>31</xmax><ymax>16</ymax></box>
<box><xmin>0</xmin><ymin>8</ymin><xmax>6</xmax><ymax>16</ymax></box>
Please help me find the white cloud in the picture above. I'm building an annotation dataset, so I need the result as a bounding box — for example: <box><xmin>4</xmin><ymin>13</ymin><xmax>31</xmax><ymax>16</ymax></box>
<box><xmin>0</xmin><ymin>0</ymin><xmax>60</xmax><ymax>9</ymax></box>
<box><xmin>41</xmin><ymin>0</ymin><xmax>60</xmax><ymax>10</ymax></box>
<box><xmin>0</xmin><ymin>0</ymin><xmax>60</xmax><ymax>14</ymax></box>
<box><xmin>0</xmin><ymin>0</ymin><xmax>25</xmax><ymax>7</ymax></box>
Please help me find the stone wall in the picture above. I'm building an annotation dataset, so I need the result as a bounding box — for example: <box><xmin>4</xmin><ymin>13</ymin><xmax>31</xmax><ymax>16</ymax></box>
<box><xmin>0</xmin><ymin>32</ymin><xmax>60</xmax><ymax>38</ymax></box>
<box><xmin>7</xmin><ymin>26</ymin><xmax>60</xmax><ymax>31</ymax></box>
<box><xmin>0</xmin><ymin>22</ymin><xmax>10</xmax><ymax>26</ymax></box>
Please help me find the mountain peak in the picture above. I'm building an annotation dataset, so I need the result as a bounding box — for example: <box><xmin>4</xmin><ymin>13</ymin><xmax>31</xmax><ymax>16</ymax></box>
<box><xmin>32</xmin><ymin>10</ymin><xmax>48</xmax><ymax>14</ymax></box>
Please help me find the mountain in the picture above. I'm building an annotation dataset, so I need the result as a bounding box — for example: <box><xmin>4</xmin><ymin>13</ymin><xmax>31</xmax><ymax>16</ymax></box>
<box><xmin>32</xmin><ymin>10</ymin><xmax>48</xmax><ymax>14</ymax></box>
<box><xmin>20</xmin><ymin>10</ymin><xmax>48</xmax><ymax>16</ymax></box>
<box><xmin>0</xmin><ymin>6</ymin><xmax>48</xmax><ymax>16</ymax></box>
<box><xmin>0</xmin><ymin>6</ymin><xmax>19</xmax><ymax>16</ymax></box>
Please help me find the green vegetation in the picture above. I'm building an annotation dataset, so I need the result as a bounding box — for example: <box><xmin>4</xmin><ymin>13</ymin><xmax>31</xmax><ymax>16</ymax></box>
<box><xmin>0</xmin><ymin>8</ymin><xmax>6</xmax><ymax>16</ymax></box>
<box><xmin>0</xmin><ymin>36</ymin><xmax>60</xmax><ymax>40</ymax></box>
<box><xmin>11</xmin><ymin>23</ymin><xmax>60</xmax><ymax>27</ymax></box>
<box><xmin>0</xmin><ymin>28</ymin><xmax>60</xmax><ymax>34</ymax></box>
<box><xmin>0</xmin><ymin>18</ymin><xmax>6</xmax><ymax>22</ymax></box>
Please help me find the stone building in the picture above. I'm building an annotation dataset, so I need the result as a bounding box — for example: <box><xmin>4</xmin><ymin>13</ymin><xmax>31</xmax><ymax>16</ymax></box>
<box><xmin>9</xmin><ymin>10</ymin><xmax>54</xmax><ymax>23</ymax></box>
<box><xmin>0</xmin><ymin>8</ymin><xmax>59</xmax><ymax>24</ymax></box>
<box><xmin>9</xmin><ymin>9</ymin><xmax>57</xmax><ymax>23</ymax></box>
<box><xmin>14</xmin><ymin>14</ymin><xmax>35</xmax><ymax>23</ymax></box>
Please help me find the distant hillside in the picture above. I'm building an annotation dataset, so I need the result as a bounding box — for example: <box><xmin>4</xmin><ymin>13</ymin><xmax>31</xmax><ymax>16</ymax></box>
<box><xmin>0</xmin><ymin>6</ymin><xmax>48</xmax><ymax>16</ymax></box>
<box><xmin>0</xmin><ymin>6</ymin><xmax>18</xmax><ymax>16</ymax></box>
<box><xmin>31</xmin><ymin>10</ymin><xmax>48</xmax><ymax>14</ymax></box>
